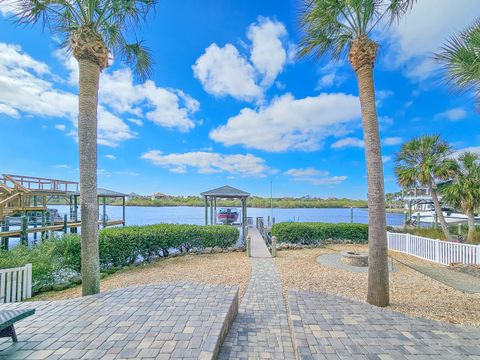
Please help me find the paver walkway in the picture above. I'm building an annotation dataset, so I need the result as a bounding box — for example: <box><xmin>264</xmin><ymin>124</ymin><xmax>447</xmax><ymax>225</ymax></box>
<box><xmin>0</xmin><ymin>283</ymin><xmax>238</xmax><ymax>360</ymax></box>
<box><xmin>219</xmin><ymin>227</ymin><xmax>295</xmax><ymax>359</ymax></box>
<box><xmin>391</xmin><ymin>254</ymin><xmax>480</xmax><ymax>293</ymax></box>
<box><xmin>289</xmin><ymin>290</ymin><xmax>480</xmax><ymax>359</ymax></box>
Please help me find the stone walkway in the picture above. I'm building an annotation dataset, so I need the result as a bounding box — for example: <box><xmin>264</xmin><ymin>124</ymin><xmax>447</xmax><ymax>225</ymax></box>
<box><xmin>391</xmin><ymin>254</ymin><xmax>480</xmax><ymax>294</ymax></box>
<box><xmin>0</xmin><ymin>283</ymin><xmax>238</xmax><ymax>360</ymax></box>
<box><xmin>219</xmin><ymin>226</ymin><xmax>295</xmax><ymax>359</ymax></box>
<box><xmin>289</xmin><ymin>290</ymin><xmax>480</xmax><ymax>360</ymax></box>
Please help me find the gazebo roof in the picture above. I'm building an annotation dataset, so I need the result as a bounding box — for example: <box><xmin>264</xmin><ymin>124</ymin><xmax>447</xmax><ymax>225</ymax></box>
<box><xmin>201</xmin><ymin>185</ymin><xmax>250</xmax><ymax>198</ymax></box>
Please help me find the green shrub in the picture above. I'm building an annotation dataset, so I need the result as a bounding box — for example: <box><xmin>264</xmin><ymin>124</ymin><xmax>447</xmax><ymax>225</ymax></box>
<box><xmin>99</xmin><ymin>224</ymin><xmax>239</xmax><ymax>268</ymax></box>
<box><xmin>271</xmin><ymin>222</ymin><xmax>368</xmax><ymax>244</ymax></box>
<box><xmin>0</xmin><ymin>224</ymin><xmax>239</xmax><ymax>294</ymax></box>
<box><xmin>0</xmin><ymin>240</ymin><xmax>60</xmax><ymax>291</ymax></box>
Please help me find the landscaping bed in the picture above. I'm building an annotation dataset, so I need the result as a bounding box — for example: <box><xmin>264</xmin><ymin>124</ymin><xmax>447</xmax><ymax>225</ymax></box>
<box><xmin>275</xmin><ymin>245</ymin><xmax>480</xmax><ymax>327</ymax></box>
<box><xmin>32</xmin><ymin>251</ymin><xmax>251</xmax><ymax>301</ymax></box>
<box><xmin>0</xmin><ymin>224</ymin><xmax>240</xmax><ymax>295</ymax></box>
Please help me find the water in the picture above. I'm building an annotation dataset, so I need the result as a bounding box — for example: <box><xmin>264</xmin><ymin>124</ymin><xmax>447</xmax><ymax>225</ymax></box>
<box><xmin>3</xmin><ymin>206</ymin><xmax>404</xmax><ymax>248</ymax></box>
<box><xmin>49</xmin><ymin>205</ymin><xmax>405</xmax><ymax>226</ymax></box>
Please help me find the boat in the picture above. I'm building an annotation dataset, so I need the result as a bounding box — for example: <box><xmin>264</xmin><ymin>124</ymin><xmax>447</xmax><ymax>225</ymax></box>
<box><xmin>412</xmin><ymin>205</ymin><xmax>480</xmax><ymax>225</ymax></box>
<box><xmin>217</xmin><ymin>208</ymin><xmax>239</xmax><ymax>224</ymax></box>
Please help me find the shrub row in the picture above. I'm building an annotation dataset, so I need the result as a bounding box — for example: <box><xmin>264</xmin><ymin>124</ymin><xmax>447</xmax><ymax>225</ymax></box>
<box><xmin>0</xmin><ymin>224</ymin><xmax>239</xmax><ymax>293</ymax></box>
<box><xmin>271</xmin><ymin>222</ymin><xmax>368</xmax><ymax>244</ymax></box>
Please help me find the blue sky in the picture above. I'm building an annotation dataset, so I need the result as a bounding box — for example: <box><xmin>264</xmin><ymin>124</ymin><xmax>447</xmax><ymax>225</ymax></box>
<box><xmin>0</xmin><ymin>0</ymin><xmax>479</xmax><ymax>198</ymax></box>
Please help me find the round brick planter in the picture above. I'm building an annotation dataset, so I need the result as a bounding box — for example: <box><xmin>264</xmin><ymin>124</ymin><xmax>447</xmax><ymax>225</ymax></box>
<box><xmin>340</xmin><ymin>251</ymin><xmax>368</xmax><ymax>267</ymax></box>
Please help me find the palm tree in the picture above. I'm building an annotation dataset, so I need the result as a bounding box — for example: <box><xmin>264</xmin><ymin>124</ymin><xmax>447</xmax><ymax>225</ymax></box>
<box><xmin>298</xmin><ymin>0</ymin><xmax>416</xmax><ymax>307</ymax></box>
<box><xmin>435</xmin><ymin>18</ymin><xmax>480</xmax><ymax>109</ymax></box>
<box><xmin>441</xmin><ymin>152</ymin><xmax>480</xmax><ymax>243</ymax></box>
<box><xmin>394</xmin><ymin>135</ymin><xmax>457</xmax><ymax>240</ymax></box>
<box><xmin>13</xmin><ymin>0</ymin><xmax>156</xmax><ymax>295</ymax></box>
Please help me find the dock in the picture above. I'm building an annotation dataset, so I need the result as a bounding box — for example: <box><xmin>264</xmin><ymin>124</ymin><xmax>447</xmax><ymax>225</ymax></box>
<box><xmin>0</xmin><ymin>174</ymin><xmax>126</xmax><ymax>249</ymax></box>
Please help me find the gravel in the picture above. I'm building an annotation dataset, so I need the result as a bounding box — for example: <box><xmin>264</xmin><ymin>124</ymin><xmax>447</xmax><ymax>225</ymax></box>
<box><xmin>275</xmin><ymin>245</ymin><xmax>480</xmax><ymax>327</ymax></box>
<box><xmin>32</xmin><ymin>251</ymin><xmax>251</xmax><ymax>301</ymax></box>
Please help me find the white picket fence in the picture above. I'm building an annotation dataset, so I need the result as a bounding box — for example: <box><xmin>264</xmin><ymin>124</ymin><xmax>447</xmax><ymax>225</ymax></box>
<box><xmin>0</xmin><ymin>264</ymin><xmax>32</xmax><ymax>303</ymax></box>
<box><xmin>387</xmin><ymin>232</ymin><xmax>480</xmax><ymax>265</ymax></box>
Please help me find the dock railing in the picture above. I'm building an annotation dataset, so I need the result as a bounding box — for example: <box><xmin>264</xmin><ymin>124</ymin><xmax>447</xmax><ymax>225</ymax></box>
<box><xmin>0</xmin><ymin>264</ymin><xmax>32</xmax><ymax>303</ymax></box>
<box><xmin>387</xmin><ymin>231</ymin><xmax>480</xmax><ymax>265</ymax></box>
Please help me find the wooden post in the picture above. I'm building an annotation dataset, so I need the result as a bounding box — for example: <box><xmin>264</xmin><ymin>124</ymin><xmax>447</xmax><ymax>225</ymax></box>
<box><xmin>458</xmin><ymin>223</ymin><xmax>462</xmax><ymax>236</ymax></box>
<box><xmin>63</xmin><ymin>214</ymin><xmax>68</xmax><ymax>234</ymax></box>
<box><xmin>33</xmin><ymin>197</ymin><xmax>37</xmax><ymax>242</ymax></box>
<box><xmin>272</xmin><ymin>236</ymin><xmax>277</xmax><ymax>258</ymax></box>
<box><xmin>45</xmin><ymin>211</ymin><xmax>50</xmax><ymax>239</ymax></box>
<box><xmin>214</xmin><ymin>198</ymin><xmax>217</xmax><ymax>225</ymax></box>
<box><xmin>122</xmin><ymin>197</ymin><xmax>126</xmax><ymax>227</ymax></box>
<box><xmin>204</xmin><ymin>196</ymin><xmax>208</xmax><ymax>226</ymax></box>
<box><xmin>1</xmin><ymin>219</ymin><xmax>9</xmax><ymax>250</ymax></box>
<box><xmin>403</xmin><ymin>210</ymin><xmax>407</xmax><ymax>228</ymax></box>
<box><xmin>102</xmin><ymin>196</ymin><xmax>107</xmax><ymax>228</ymax></box>
<box><xmin>350</xmin><ymin>207</ymin><xmax>353</xmax><ymax>223</ymax></box>
<box><xmin>41</xmin><ymin>211</ymin><xmax>46</xmax><ymax>240</ymax></box>
<box><xmin>210</xmin><ymin>197</ymin><xmax>214</xmax><ymax>225</ymax></box>
<box><xmin>416</xmin><ymin>212</ymin><xmax>420</xmax><ymax>228</ymax></box>
<box><xmin>20</xmin><ymin>216</ymin><xmax>27</xmax><ymax>246</ymax></box>
<box><xmin>246</xmin><ymin>235</ymin><xmax>251</xmax><ymax>257</ymax></box>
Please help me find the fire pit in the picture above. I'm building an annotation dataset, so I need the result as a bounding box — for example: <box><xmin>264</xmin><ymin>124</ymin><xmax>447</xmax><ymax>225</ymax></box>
<box><xmin>340</xmin><ymin>251</ymin><xmax>368</xmax><ymax>267</ymax></box>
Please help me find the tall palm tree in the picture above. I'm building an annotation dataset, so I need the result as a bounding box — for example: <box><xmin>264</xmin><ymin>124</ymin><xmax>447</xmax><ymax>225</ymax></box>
<box><xmin>435</xmin><ymin>18</ymin><xmax>480</xmax><ymax>109</ymax></box>
<box><xmin>13</xmin><ymin>0</ymin><xmax>156</xmax><ymax>295</ymax></box>
<box><xmin>441</xmin><ymin>152</ymin><xmax>480</xmax><ymax>243</ymax></box>
<box><xmin>394</xmin><ymin>135</ymin><xmax>457</xmax><ymax>240</ymax></box>
<box><xmin>298</xmin><ymin>0</ymin><xmax>416</xmax><ymax>307</ymax></box>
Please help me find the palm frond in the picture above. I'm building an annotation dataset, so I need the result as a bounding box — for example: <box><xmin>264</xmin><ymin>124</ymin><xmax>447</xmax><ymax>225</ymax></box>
<box><xmin>434</xmin><ymin>18</ymin><xmax>480</xmax><ymax>107</ymax></box>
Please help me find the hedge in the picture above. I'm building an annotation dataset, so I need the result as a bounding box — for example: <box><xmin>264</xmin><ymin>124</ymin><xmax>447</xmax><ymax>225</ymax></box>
<box><xmin>0</xmin><ymin>224</ymin><xmax>239</xmax><ymax>293</ymax></box>
<box><xmin>271</xmin><ymin>222</ymin><xmax>368</xmax><ymax>244</ymax></box>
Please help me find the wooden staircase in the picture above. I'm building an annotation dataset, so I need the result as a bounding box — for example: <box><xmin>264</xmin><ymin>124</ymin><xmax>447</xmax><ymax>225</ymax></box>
<box><xmin>0</xmin><ymin>174</ymin><xmax>78</xmax><ymax>221</ymax></box>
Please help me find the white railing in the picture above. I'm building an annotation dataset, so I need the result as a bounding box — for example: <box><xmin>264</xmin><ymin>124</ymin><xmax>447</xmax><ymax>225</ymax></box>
<box><xmin>387</xmin><ymin>232</ymin><xmax>480</xmax><ymax>265</ymax></box>
<box><xmin>0</xmin><ymin>264</ymin><xmax>32</xmax><ymax>303</ymax></box>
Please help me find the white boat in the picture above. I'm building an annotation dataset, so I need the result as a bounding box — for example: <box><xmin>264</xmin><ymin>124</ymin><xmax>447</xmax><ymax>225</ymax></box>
<box><xmin>413</xmin><ymin>206</ymin><xmax>480</xmax><ymax>225</ymax></box>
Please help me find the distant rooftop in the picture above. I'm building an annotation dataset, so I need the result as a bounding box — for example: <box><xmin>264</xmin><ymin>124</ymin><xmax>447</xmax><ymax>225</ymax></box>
<box><xmin>201</xmin><ymin>185</ymin><xmax>250</xmax><ymax>198</ymax></box>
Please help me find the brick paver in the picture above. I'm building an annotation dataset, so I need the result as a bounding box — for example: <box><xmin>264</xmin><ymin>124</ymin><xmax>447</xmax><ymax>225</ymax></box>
<box><xmin>0</xmin><ymin>282</ymin><xmax>238</xmax><ymax>359</ymax></box>
<box><xmin>219</xmin><ymin>257</ymin><xmax>295</xmax><ymax>359</ymax></box>
<box><xmin>289</xmin><ymin>289</ymin><xmax>480</xmax><ymax>360</ymax></box>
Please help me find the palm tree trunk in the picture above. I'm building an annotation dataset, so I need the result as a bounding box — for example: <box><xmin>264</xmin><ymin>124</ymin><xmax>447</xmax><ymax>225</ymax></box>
<box><xmin>467</xmin><ymin>211</ymin><xmax>475</xmax><ymax>243</ymax></box>
<box><xmin>78</xmin><ymin>58</ymin><xmax>100</xmax><ymax>296</ymax></box>
<box><xmin>355</xmin><ymin>65</ymin><xmax>389</xmax><ymax>307</ymax></box>
<box><xmin>428</xmin><ymin>183</ymin><xmax>450</xmax><ymax>240</ymax></box>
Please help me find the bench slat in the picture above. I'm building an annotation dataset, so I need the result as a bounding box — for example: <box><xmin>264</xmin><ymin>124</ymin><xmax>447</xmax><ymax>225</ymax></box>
<box><xmin>0</xmin><ymin>309</ymin><xmax>35</xmax><ymax>330</ymax></box>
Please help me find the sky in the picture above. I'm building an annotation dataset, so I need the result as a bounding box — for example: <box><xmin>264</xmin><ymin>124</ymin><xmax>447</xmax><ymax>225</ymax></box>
<box><xmin>0</xmin><ymin>0</ymin><xmax>479</xmax><ymax>199</ymax></box>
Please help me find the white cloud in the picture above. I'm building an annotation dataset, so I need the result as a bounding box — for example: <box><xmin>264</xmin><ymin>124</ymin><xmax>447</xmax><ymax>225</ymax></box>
<box><xmin>315</xmin><ymin>62</ymin><xmax>348</xmax><ymax>90</ymax></box>
<box><xmin>193</xmin><ymin>17</ymin><xmax>290</xmax><ymax>102</ymax></box>
<box><xmin>379</xmin><ymin>116</ymin><xmax>394</xmax><ymax>128</ymax></box>
<box><xmin>285</xmin><ymin>168</ymin><xmax>328</xmax><ymax>177</ymax></box>
<box><xmin>193</xmin><ymin>44</ymin><xmax>262</xmax><ymax>102</ymax></box>
<box><xmin>55</xmin><ymin>124</ymin><xmax>66</xmax><ymax>131</ymax></box>
<box><xmin>435</xmin><ymin>108</ymin><xmax>467</xmax><ymax>121</ymax></box>
<box><xmin>141</xmin><ymin>150</ymin><xmax>271</xmax><ymax>177</ymax></box>
<box><xmin>210</xmin><ymin>92</ymin><xmax>360</xmax><ymax>152</ymax></box>
<box><xmin>1</xmin><ymin>42</ymin><xmax>199</xmax><ymax>146</ymax></box>
<box><xmin>385</xmin><ymin>0</ymin><xmax>480</xmax><ymax>80</ymax></box>
<box><xmin>247</xmin><ymin>17</ymin><xmax>288</xmax><ymax>86</ymax></box>
<box><xmin>98</xmin><ymin>68</ymin><xmax>199</xmax><ymax>132</ymax></box>
<box><xmin>382</xmin><ymin>155</ymin><xmax>392</xmax><ymax>163</ymax></box>
<box><xmin>0</xmin><ymin>0</ymin><xmax>15</xmax><ymax>16</ymax></box>
<box><xmin>453</xmin><ymin>146</ymin><xmax>480</xmax><ymax>158</ymax></box>
<box><xmin>105</xmin><ymin>154</ymin><xmax>116</xmax><ymax>160</ymax></box>
<box><xmin>128</xmin><ymin>118</ymin><xmax>143</xmax><ymax>126</ymax></box>
<box><xmin>331</xmin><ymin>137</ymin><xmax>364</xmax><ymax>149</ymax></box>
<box><xmin>0</xmin><ymin>103</ymin><xmax>19</xmax><ymax>117</ymax></box>
<box><xmin>383</xmin><ymin>137</ymin><xmax>402</xmax><ymax>146</ymax></box>
<box><xmin>285</xmin><ymin>167</ymin><xmax>347</xmax><ymax>185</ymax></box>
